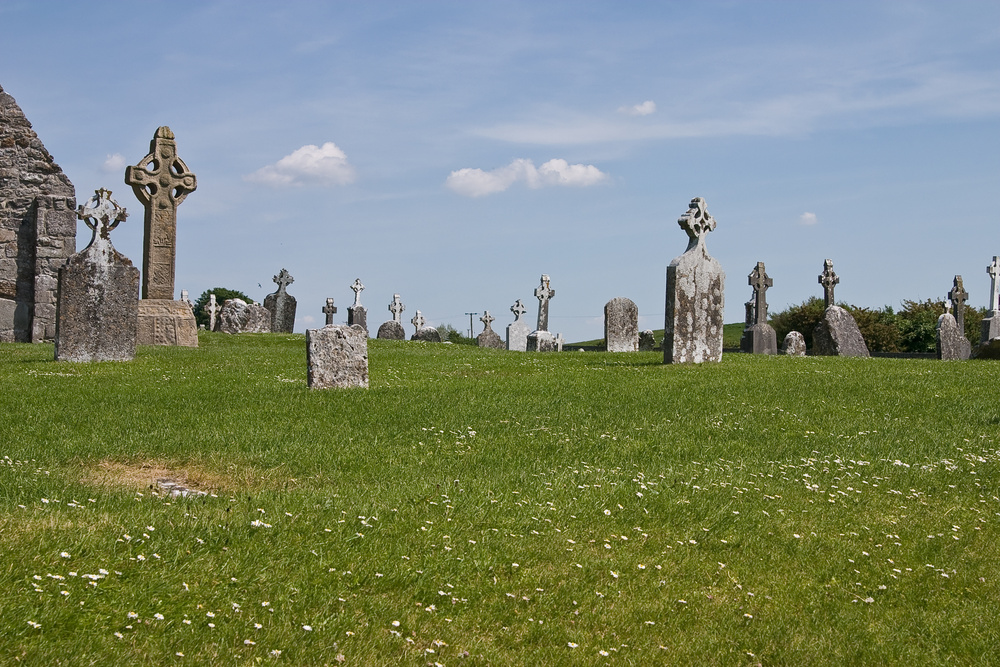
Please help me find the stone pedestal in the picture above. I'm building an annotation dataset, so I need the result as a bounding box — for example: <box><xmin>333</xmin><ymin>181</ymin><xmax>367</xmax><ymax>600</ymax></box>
<box><xmin>740</xmin><ymin>323</ymin><xmax>777</xmax><ymax>355</ymax></box>
<box><xmin>605</xmin><ymin>297</ymin><xmax>639</xmax><ymax>352</ymax></box>
<box><xmin>527</xmin><ymin>330</ymin><xmax>556</xmax><ymax>352</ymax></box>
<box><xmin>506</xmin><ymin>321</ymin><xmax>529</xmax><ymax>351</ymax></box>
<box><xmin>936</xmin><ymin>313</ymin><xmax>971</xmax><ymax>361</ymax></box>
<box><xmin>813</xmin><ymin>306</ymin><xmax>869</xmax><ymax>357</ymax></box>
<box><xmin>306</xmin><ymin>324</ymin><xmax>368</xmax><ymax>389</ymax></box>
<box><xmin>781</xmin><ymin>331</ymin><xmax>807</xmax><ymax>356</ymax></box>
<box><xmin>980</xmin><ymin>313</ymin><xmax>1000</xmax><ymax>345</ymax></box>
<box><xmin>216</xmin><ymin>298</ymin><xmax>270</xmax><ymax>334</ymax></box>
<box><xmin>137</xmin><ymin>299</ymin><xmax>198</xmax><ymax>347</ymax></box>
<box><xmin>348</xmin><ymin>305</ymin><xmax>368</xmax><ymax>333</ymax></box>
<box><xmin>377</xmin><ymin>321</ymin><xmax>406</xmax><ymax>340</ymax></box>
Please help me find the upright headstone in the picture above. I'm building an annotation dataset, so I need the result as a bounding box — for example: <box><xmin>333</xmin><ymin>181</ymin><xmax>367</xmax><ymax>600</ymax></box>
<box><xmin>263</xmin><ymin>268</ymin><xmax>297</xmax><ymax>333</ymax></box>
<box><xmin>347</xmin><ymin>278</ymin><xmax>368</xmax><ymax>333</ymax></box>
<box><xmin>604</xmin><ymin>297</ymin><xmax>639</xmax><ymax>352</ymax></box>
<box><xmin>125</xmin><ymin>126</ymin><xmax>198</xmax><ymax>347</ymax></box>
<box><xmin>739</xmin><ymin>261</ymin><xmax>777</xmax><ymax>354</ymax></box>
<box><xmin>376</xmin><ymin>293</ymin><xmax>406</xmax><ymax>340</ymax></box>
<box><xmin>217</xmin><ymin>298</ymin><xmax>271</xmax><ymax>334</ymax></box>
<box><xmin>410</xmin><ymin>310</ymin><xmax>442</xmax><ymax>342</ymax></box>
<box><xmin>206</xmin><ymin>294</ymin><xmax>218</xmax><ymax>332</ymax></box>
<box><xmin>981</xmin><ymin>257</ymin><xmax>1000</xmax><ymax>344</ymax></box>
<box><xmin>781</xmin><ymin>331</ymin><xmax>807</xmax><ymax>356</ymax></box>
<box><xmin>54</xmin><ymin>189</ymin><xmax>139</xmax><ymax>362</ymax></box>
<box><xmin>506</xmin><ymin>299</ymin><xmax>530</xmax><ymax>351</ymax></box>
<box><xmin>663</xmin><ymin>197</ymin><xmax>725</xmax><ymax>364</ymax></box>
<box><xmin>937</xmin><ymin>299</ymin><xmax>971</xmax><ymax>361</ymax></box>
<box><xmin>306</xmin><ymin>324</ymin><xmax>369</xmax><ymax>389</ymax></box>
<box><xmin>526</xmin><ymin>275</ymin><xmax>557</xmax><ymax>352</ymax></box>
<box><xmin>812</xmin><ymin>259</ymin><xmax>869</xmax><ymax>357</ymax></box>
<box><xmin>323</xmin><ymin>298</ymin><xmax>337</xmax><ymax>325</ymax></box>
<box><xmin>477</xmin><ymin>311</ymin><xmax>503</xmax><ymax>349</ymax></box>
<box><xmin>638</xmin><ymin>330</ymin><xmax>657</xmax><ymax>351</ymax></box>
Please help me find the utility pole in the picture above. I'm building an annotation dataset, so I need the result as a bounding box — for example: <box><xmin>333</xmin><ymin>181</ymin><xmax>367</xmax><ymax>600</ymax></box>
<box><xmin>464</xmin><ymin>312</ymin><xmax>478</xmax><ymax>339</ymax></box>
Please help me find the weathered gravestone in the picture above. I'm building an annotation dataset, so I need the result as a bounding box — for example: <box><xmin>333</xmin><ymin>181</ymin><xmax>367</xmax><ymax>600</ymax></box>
<box><xmin>263</xmin><ymin>268</ymin><xmax>297</xmax><ymax>333</ymax></box>
<box><xmin>739</xmin><ymin>262</ymin><xmax>777</xmax><ymax>354</ymax></box>
<box><xmin>506</xmin><ymin>299</ymin><xmax>529</xmax><ymax>351</ymax></box>
<box><xmin>0</xmin><ymin>84</ymin><xmax>77</xmax><ymax>343</ymax></box>
<box><xmin>376</xmin><ymin>293</ymin><xmax>406</xmax><ymax>340</ymax></box>
<box><xmin>125</xmin><ymin>126</ymin><xmax>198</xmax><ymax>347</ymax></box>
<box><xmin>663</xmin><ymin>197</ymin><xmax>725</xmax><ymax>364</ymax></box>
<box><xmin>410</xmin><ymin>309</ymin><xmax>442</xmax><ymax>342</ymax></box>
<box><xmin>812</xmin><ymin>259</ymin><xmax>869</xmax><ymax>357</ymax></box>
<box><xmin>217</xmin><ymin>298</ymin><xmax>271</xmax><ymax>334</ymax></box>
<box><xmin>638</xmin><ymin>329</ymin><xmax>657</xmax><ymax>351</ymax></box>
<box><xmin>526</xmin><ymin>274</ymin><xmax>557</xmax><ymax>352</ymax></box>
<box><xmin>323</xmin><ymin>298</ymin><xmax>337</xmax><ymax>325</ymax></box>
<box><xmin>937</xmin><ymin>298</ymin><xmax>971</xmax><ymax>361</ymax></box>
<box><xmin>477</xmin><ymin>311</ymin><xmax>503</xmax><ymax>349</ymax></box>
<box><xmin>604</xmin><ymin>297</ymin><xmax>639</xmax><ymax>352</ymax></box>
<box><xmin>980</xmin><ymin>257</ymin><xmax>1000</xmax><ymax>344</ymax></box>
<box><xmin>781</xmin><ymin>331</ymin><xmax>807</xmax><ymax>356</ymax></box>
<box><xmin>554</xmin><ymin>332</ymin><xmax>565</xmax><ymax>352</ymax></box>
<box><xmin>54</xmin><ymin>189</ymin><xmax>139</xmax><ymax>362</ymax></box>
<box><xmin>348</xmin><ymin>278</ymin><xmax>368</xmax><ymax>333</ymax></box>
<box><xmin>206</xmin><ymin>294</ymin><xmax>218</xmax><ymax>331</ymax></box>
<box><xmin>180</xmin><ymin>290</ymin><xmax>193</xmax><ymax>311</ymax></box>
<box><xmin>306</xmin><ymin>324</ymin><xmax>368</xmax><ymax>389</ymax></box>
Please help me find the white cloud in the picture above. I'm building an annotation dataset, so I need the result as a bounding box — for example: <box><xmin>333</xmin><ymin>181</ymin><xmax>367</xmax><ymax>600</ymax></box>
<box><xmin>446</xmin><ymin>158</ymin><xmax>608</xmax><ymax>197</ymax></box>
<box><xmin>799</xmin><ymin>212</ymin><xmax>818</xmax><ymax>226</ymax></box>
<box><xmin>244</xmin><ymin>142</ymin><xmax>356</xmax><ymax>187</ymax></box>
<box><xmin>619</xmin><ymin>100</ymin><xmax>656</xmax><ymax>116</ymax></box>
<box><xmin>102</xmin><ymin>153</ymin><xmax>126</xmax><ymax>173</ymax></box>
<box><xmin>301</xmin><ymin>315</ymin><xmax>317</xmax><ymax>324</ymax></box>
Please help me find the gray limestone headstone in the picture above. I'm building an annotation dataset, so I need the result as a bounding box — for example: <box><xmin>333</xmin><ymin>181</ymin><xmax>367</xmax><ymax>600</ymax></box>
<box><xmin>323</xmin><ymin>298</ymin><xmax>337</xmax><ymax>325</ymax></box>
<box><xmin>813</xmin><ymin>305</ymin><xmax>869</xmax><ymax>357</ymax></box>
<box><xmin>477</xmin><ymin>311</ymin><xmax>504</xmax><ymax>349</ymax></box>
<box><xmin>54</xmin><ymin>189</ymin><xmax>139</xmax><ymax>362</ymax></box>
<box><xmin>527</xmin><ymin>275</ymin><xmax>558</xmax><ymax>352</ymax></box>
<box><xmin>217</xmin><ymin>298</ymin><xmax>271</xmax><ymax>334</ymax></box>
<box><xmin>739</xmin><ymin>261</ymin><xmax>777</xmax><ymax>354</ymax></box>
<box><xmin>936</xmin><ymin>310</ymin><xmax>971</xmax><ymax>361</ymax></box>
<box><xmin>207</xmin><ymin>294</ymin><xmax>218</xmax><ymax>331</ymax></box>
<box><xmin>664</xmin><ymin>197</ymin><xmax>725</xmax><ymax>364</ymax></box>
<box><xmin>526</xmin><ymin>330</ymin><xmax>556</xmax><ymax>352</ymax></box>
<box><xmin>347</xmin><ymin>278</ymin><xmax>368</xmax><ymax>333</ymax></box>
<box><xmin>263</xmin><ymin>268</ymin><xmax>297</xmax><ymax>333</ymax></box>
<box><xmin>638</xmin><ymin>329</ymin><xmax>657</xmax><ymax>351</ymax></box>
<box><xmin>981</xmin><ymin>256</ymin><xmax>1000</xmax><ymax>344</ymax></box>
<box><xmin>413</xmin><ymin>326</ymin><xmax>442</xmax><ymax>343</ymax></box>
<box><xmin>376</xmin><ymin>320</ymin><xmax>405</xmax><ymax>340</ymax></box>
<box><xmin>306</xmin><ymin>324</ymin><xmax>369</xmax><ymax>389</ymax></box>
<box><xmin>555</xmin><ymin>332</ymin><xmax>565</xmax><ymax>352</ymax></box>
<box><xmin>781</xmin><ymin>331</ymin><xmax>807</xmax><ymax>356</ymax></box>
<box><xmin>604</xmin><ymin>297</ymin><xmax>639</xmax><ymax>352</ymax></box>
<box><xmin>506</xmin><ymin>299</ymin><xmax>529</xmax><ymax>351</ymax></box>
<box><xmin>948</xmin><ymin>275</ymin><xmax>969</xmax><ymax>333</ymax></box>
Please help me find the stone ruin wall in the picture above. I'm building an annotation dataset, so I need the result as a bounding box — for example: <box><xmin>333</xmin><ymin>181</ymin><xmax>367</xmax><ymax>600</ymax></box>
<box><xmin>0</xmin><ymin>84</ymin><xmax>77</xmax><ymax>342</ymax></box>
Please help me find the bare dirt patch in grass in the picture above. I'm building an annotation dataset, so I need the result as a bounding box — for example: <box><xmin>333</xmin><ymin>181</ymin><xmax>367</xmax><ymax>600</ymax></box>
<box><xmin>83</xmin><ymin>460</ymin><xmax>226</xmax><ymax>496</ymax></box>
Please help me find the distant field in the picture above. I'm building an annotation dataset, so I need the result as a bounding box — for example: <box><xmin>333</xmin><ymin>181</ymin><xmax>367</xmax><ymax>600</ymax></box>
<box><xmin>2</xmin><ymin>334</ymin><xmax>998</xmax><ymax>665</ymax></box>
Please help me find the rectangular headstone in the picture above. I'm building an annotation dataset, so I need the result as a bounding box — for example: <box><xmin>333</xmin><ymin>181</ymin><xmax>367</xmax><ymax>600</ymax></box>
<box><xmin>137</xmin><ymin>300</ymin><xmax>199</xmax><ymax>346</ymax></box>
<box><xmin>604</xmin><ymin>297</ymin><xmax>639</xmax><ymax>352</ymax></box>
<box><xmin>307</xmin><ymin>324</ymin><xmax>369</xmax><ymax>389</ymax></box>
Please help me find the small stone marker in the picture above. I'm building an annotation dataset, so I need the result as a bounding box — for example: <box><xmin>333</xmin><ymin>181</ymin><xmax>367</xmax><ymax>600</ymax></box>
<box><xmin>376</xmin><ymin>293</ymin><xmax>406</xmax><ymax>340</ymax></box>
<box><xmin>638</xmin><ymin>329</ymin><xmax>657</xmax><ymax>351</ymax></box>
<box><xmin>812</xmin><ymin>260</ymin><xmax>869</xmax><ymax>357</ymax></box>
<box><xmin>263</xmin><ymin>268</ymin><xmax>297</xmax><ymax>333</ymax></box>
<box><xmin>410</xmin><ymin>310</ymin><xmax>442</xmax><ymax>342</ymax></box>
<box><xmin>527</xmin><ymin>275</ymin><xmax>557</xmax><ymax>352</ymax></box>
<box><xmin>979</xmin><ymin>256</ymin><xmax>1000</xmax><ymax>345</ymax></box>
<box><xmin>180</xmin><ymin>290</ymin><xmax>193</xmax><ymax>311</ymax></box>
<box><xmin>347</xmin><ymin>278</ymin><xmax>368</xmax><ymax>333</ymax></box>
<box><xmin>306</xmin><ymin>324</ymin><xmax>368</xmax><ymax>389</ymax></box>
<box><xmin>937</xmin><ymin>298</ymin><xmax>971</xmax><ymax>361</ymax></box>
<box><xmin>604</xmin><ymin>297</ymin><xmax>639</xmax><ymax>352</ymax></box>
<box><xmin>477</xmin><ymin>311</ymin><xmax>503</xmax><ymax>349</ymax></box>
<box><xmin>739</xmin><ymin>261</ymin><xmax>777</xmax><ymax>354</ymax></box>
<box><xmin>323</xmin><ymin>298</ymin><xmax>338</xmax><ymax>325</ymax></box>
<box><xmin>410</xmin><ymin>310</ymin><xmax>425</xmax><ymax>334</ymax></box>
<box><xmin>206</xmin><ymin>294</ymin><xmax>218</xmax><ymax>331</ymax></box>
<box><xmin>54</xmin><ymin>189</ymin><xmax>139</xmax><ymax>362</ymax></box>
<box><xmin>217</xmin><ymin>298</ymin><xmax>271</xmax><ymax>334</ymax></box>
<box><xmin>664</xmin><ymin>197</ymin><xmax>725</xmax><ymax>364</ymax></box>
<box><xmin>506</xmin><ymin>299</ymin><xmax>529</xmax><ymax>351</ymax></box>
<box><xmin>781</xmin><ymin>331</ymin><xmax>807</xmax><ymax>356</ymax></box>
<box><xmin>554</xmin><ymin>332</ymin><xmax>565</xmax><ymax>352</ymax></box>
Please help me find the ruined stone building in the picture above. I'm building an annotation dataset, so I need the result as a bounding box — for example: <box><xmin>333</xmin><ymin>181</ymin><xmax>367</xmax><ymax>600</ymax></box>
<box><xmin>0</xmin><ymin>84</ymin><xmax>76</xmax><ymax>342</ymax></box>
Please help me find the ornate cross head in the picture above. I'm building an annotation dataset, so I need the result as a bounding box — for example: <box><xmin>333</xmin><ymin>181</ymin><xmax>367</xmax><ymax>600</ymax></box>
<box><xmin>124</xmin><ymin>126</ymin><xmax>197</xmax><ymax>208</ymax></box>
<box><xmin>77</xmin><ymin>188</ymin><xmax>128</xmax><ymax>239</ymax></box>
<box><xmin>818</xmin><ymin>259</ymin><xmax>839</xmax><ymax>307</ymax></box>
<box><xmin>949</xmin><ymin>275</ymin><xmax>968</xmax><ymax>307</ymax></box>
<box><xmin>535</xmin><ymin>275</ymin><xmax>555</xmax><ymax>302</ymax></box>
<box><xmin>677</xmin><ymin>197</ymin><xmax>716</xmax><ymax>250</ymax></box>
<box><xmin>389</xmin><ymin>294</ymin><xmax>405</xmax><ymax>321</ymax></box>
<box><xmin>411</xmin><ymin>310</ymin><xmax>425</xmax><ymax>331</ymax></box>
<box><xmin>273</xmin><ymin>269</ymin><xmax>294</xmax><ymax>291</ymax></box>
<box><xmin>350</xmin><ymin>278</ymin><xmax>365</xmax><ymax>306</ymax></box>
<box><xmin>510</xmin><ymin>299</ymin><xmax>527</xmax><ymax>321</ymax></box>
<box><xmin>480</xmin><ymin>311</ymin><xmax>495</xmax><ymax>330</ymax></box>
<box><xmin>323</xmin><ymin>298</ymin><xmax>337</xmax><ymax>314</ymax></box>
<box><xmin>207</xmin><ymin>293</ymin><xmax>218</xmax><ymax>313</ymax></box>
<box><xmin>989</xmin><ymin>257</ymin><xmax>1000</xmax><ymax>311</ymax></box>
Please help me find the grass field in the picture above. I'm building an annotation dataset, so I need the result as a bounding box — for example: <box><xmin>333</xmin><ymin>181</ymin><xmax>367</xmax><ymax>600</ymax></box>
<box><xmin>2</xmin><ymin>333</ymin><xmax>999</xmax><ymax>665</ymax></box>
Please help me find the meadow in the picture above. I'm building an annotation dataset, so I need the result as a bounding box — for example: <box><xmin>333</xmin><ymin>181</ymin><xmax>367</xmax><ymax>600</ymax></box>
<box><xmin>1</xmin><ymin>333</ymin><xmax>998</xmax><ymax>665</ymax></box>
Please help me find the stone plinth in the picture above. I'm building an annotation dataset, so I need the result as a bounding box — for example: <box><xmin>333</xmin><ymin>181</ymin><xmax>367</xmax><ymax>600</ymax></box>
<box><xmin>740</xmin><ymin>323</ymin><xmax>777</xmax><ymax>355</ymax></box>
<box><xmin>605</xmin><ymin>297</ymin><xmax>639</xmax><ymax>352</ymax></box>
<box><xmin>348</xmin><ymin>305</ymin><xmax>368</xmax><ymax>333</ymax></box>
<box><xmin>813</xmin><ymin>306</ymin><xmax>869</xmax><ymax>357</ymax></box>
<box><xmin>981</xmin><ymin>314</ymin><xmax>1000</xmax><ymax>345</ymax></box>
<box><xmin>306</xmin><ymin>324</ymin><xmax>368</xmax><ymax>389</ymax></box>
<box><xmin>506</xmin><ymin>321</ymin><xmax>529</xmax><ymax>351</ymax></box>
<box><xmin>638</xmin><ymin>330</ymin><xmax>657</xmax><ymax>351</ymax></box>
<box><xmin>377</xmin><ymin>321</ymin><xmax>405</xmax><ymax>340</ymax></box>
<box><xmin>412</xmin><ymin>327</ymin><xmax>442</xmax><ymax>343</ymax></box>
<box><xmin>972</xmin><ymin>338</ymin><xmax>1000</xmax><ymax>359</ymax></box>
<box><xmin>936</xmin><ymin>313</ymin><xmax>971</xmax><ymax>361</ymax></box>
<box><xmin>216</xmin><ymin>298</ymin><xmax>270</xmax><ymax>334</ymax></box>
<box><xmin>527</xmin><ymin>330</ymin><xmax>556</xmax><ymax>352</ymax></box>
<box><xmin>781</xmin><ymin>331</ymin><xmax>807</xmax><ymax>356</ymax></box>
<box><xmin>137</xmin><ymin>300</ymin><xmax>198</xmax><ymax>346</ymax></box>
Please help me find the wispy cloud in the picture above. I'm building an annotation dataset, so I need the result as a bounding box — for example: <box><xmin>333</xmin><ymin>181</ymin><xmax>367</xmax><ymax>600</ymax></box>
<box><xmin>446</xmin><ymin>158</ymin><xmax>608</xmax><ymax>197</ymax></box>
<box><xmin>799</xmin><ymin>212</ymin><xmax>818</xmax><ymax>226</ymax></box>
<box><xmin>101</xmin><ymin>153</ymin><xmax>126</xmax><ymax>173</ymax></box>
<box><xmin>618</xmin><ymin>100</ymin><xmax>656</xmax><ymax>116</ymax></box>
<box><xmin>244</xmin><ymin>142</ymin><xmax>356</xmax><ymax>187</ymax></box>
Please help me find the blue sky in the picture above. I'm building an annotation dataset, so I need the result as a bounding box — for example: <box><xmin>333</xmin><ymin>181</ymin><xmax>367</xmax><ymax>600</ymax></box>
<box><xmin>2</xmin><ymin>1</ymin><xmax>999</xmax><ymax>342</ymax></box>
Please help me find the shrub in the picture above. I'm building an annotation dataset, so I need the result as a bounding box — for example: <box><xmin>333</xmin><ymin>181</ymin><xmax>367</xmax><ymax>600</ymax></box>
<box><xmin>193</xmin><ymin>288</ymin><xmax>252</xmax><ymax>329</ymax></box>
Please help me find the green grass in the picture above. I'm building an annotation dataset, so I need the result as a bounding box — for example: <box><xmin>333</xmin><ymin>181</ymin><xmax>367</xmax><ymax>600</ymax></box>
<box><xmin>2</xmin><ymin>333</ymin><xmax>999</xmax><ymax>665</ymax></box>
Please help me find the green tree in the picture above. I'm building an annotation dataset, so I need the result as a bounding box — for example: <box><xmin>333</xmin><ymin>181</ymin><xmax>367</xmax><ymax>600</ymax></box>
<box><xmin>769</xmin><ymin>297</ymin><xmax>826</xmax><ymax>349</ymax></box>
<box><xmin>437</xmin><ymin>323</ymin><xmax>476</xmax><ymax>345</ymax></box>
<box><xmin>193</xmin><ymin>288</ymin><xmax>252</xmax><ymax>329</ymax></box>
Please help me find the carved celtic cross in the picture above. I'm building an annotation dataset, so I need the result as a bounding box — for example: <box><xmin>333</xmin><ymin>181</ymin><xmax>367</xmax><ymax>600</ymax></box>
<box><xmin>389</xmin><ymin>294</ymin><xmax>405</xmax><ymax>322</ymax></box>
<box><xmin>748</xmin><ymin>261</ymin><xmax>772</xmax><ymax>326</ymax></box>
<box><xmin>677</xmin><ymin>197</ymin><xmax>716</xmax><ymax>251</ymax></box>
<box><xmin>534</xmin><ymin>275</ymin><xmax>555</xmax><ymax>331</ymax></box>
<box><xmin>818</xmin><ymin>259</ymin><xmax>839</xmax><ymax>308</ymax></box>
<box><xmin>948</xmin><ymin>275</ymin><xmax>968</xmax><ymax>331</ymax></box>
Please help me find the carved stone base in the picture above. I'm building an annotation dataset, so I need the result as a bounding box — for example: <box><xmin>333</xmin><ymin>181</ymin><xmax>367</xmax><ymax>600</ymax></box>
<box><xmin>137</xmin><ymin>299</ymin><xmax>198</xmax><ymax>347</ymax></box>
<box><xmin>740</xmin><ymin>323</ymin><xmax>777</xmax><ymax>354</ymax></box>
<box><xmin>527</xmin><ymin>330</ymin><xmax>556</xmax><ymax>352</ymax></box>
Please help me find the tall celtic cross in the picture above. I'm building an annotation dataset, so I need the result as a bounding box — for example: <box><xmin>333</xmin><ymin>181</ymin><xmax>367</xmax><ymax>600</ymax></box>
<box><xmin>480</xmin><ymin>311</ymin><xmax>495</xmax><ymax>333</ymax></box>
<box><xmin>748</xmin><ymin>261</ymin><xmax>772</xmax><ymax>326</ymax></box>
<box><xmin>948</xmin><ymin>275</ymin><xmax>969</xmax><ymax>331</ymax></box>
<box><xmin>534</xmin><ymin>275</ymin><xmax>555</xmax><ymax>331</ymax></box>
<box><xmin>677</xmin><ymin>196</ymin><xmax>716</xmax><ymax>252</ymax></box>
<box><xmin>323</xmin><ymin>298</ymin><xmax>338</xmax><ymax>325</ymax></box>
<box><xmin>77</xmin><ymin>188</ymin><xmax>128</xmax><ymax>247</ymax></box>
<box><xmin>411</xmin><ymin>310</ymin><xmax>425</xmax><ymax>333</ymax></box>
<box><xmin>988</xmin><ymin>256</ymin><xmax>1000</xmax><ymax>313</ymax></box>
<box><xmin>124</xmin><ymin>126</ymin><xmax>197</xmax><ymax>300</ymax></box>
<box><xmin>818</xmin><ymin>259</ymin><xmax>839</xmax><ymax>308</ymax></box>
<box><xmin>350</xmin><ymin>278</ymin><xmax>365</xmax><ymax>307</ymax></box>
<box><xmin>389</xmin><ymin>294</ymin><xmax>405</xmax><ymax>322</ymax></box>
<box><xmin>207</xmin><ymin>294</ymin><xmax>218</xmax><ymax>331</ymax></box>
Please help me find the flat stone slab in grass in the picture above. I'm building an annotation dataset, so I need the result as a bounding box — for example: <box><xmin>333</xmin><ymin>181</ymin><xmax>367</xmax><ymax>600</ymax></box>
<box><xmin>781</xmin><ymin>331</ymin><xmax>807</xmax><ymax>356</ymax></box>
<box><xmin>813</xmin><ymin>306</ymin><xmax>869</xmax><ymax>357</ymax></box>
<box><xmin>137</xmin><ymin>299</ymin><xmax>199</xmax><ymax>346</ymax></box>
<box><xmin>306</xmin><ymin>324</ymin><xmax>368</xmax><ymax>389</ymax></box>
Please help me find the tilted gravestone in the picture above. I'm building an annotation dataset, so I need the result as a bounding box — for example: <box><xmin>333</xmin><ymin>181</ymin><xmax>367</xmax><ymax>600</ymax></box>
<box><xmin>506</xmin><ymin>299</ymin><xmax>529</xmax><ymax>351</ymax></box>
<box><xmin>812</xmin><ymin>259</ymin><xmax>869</xmax><ymax>357</ymax></box>
<box><xmin>638</xmin><ymin>329</ymin><xmax>657</xmax><ymax>351</ymax></box>
<box><xmin>125</xmin><ymin>126</ymin><xmax>198</xmax><ymax>347</ymax></box>
<box><xmin>376</xmin><ymin>293</ymin><xmax>406</xmax><ymax>340</ymax></box>
<box><xmin>410</xmin><ymin>309</ymin><xmax>442</xmax><ymax>342</ymax></box>
<box><xmin>217</xmin><ymin>298</ymin><xmax>271</xmax><ymax>334</ymax></box>
<box><xmin>739</xmin><ymin>261</ymin><xmax>777</xmax><ymax>354</ymax></box>
<box><xmin>323</xmin><ymin>298</ymin><xmax>337</xmax><ymax>325</ymax></box>
<box><xmin>526</xmin><ymin>275</ymin><xmax>557</xmax><ymax>352</ymax></box>
<box><xmin>263</xmin><ymin>268</ymin><xmax>297</xmax><ymax>333</ymax></box>
<box><xmin>664</xmin><ymin>197</ymin><xmax>725</xmax><ymax>364</ymax></box>
<box><xmin>306</xmin><ymin>324</ymin><xmax>369</xmax><ymax>389</ymax></box>
<box><xmin>348</xmin><ymin>278</ymin><xmax>368</xmax><ymax>333</ymax></box>
<box><xmin>54</xmin><ymin>189</ymin><xmax>139</xmax><ymax>362</ymax></box>
<box><xmin>781</xmin><ymin>331</ymin><xmax>807</xmax><ymax>356</ymax></box>
<box><xmin>980</xmin><ymin>257</ymin><xmax>1000</xmax><ymax>344</ymax></box>
<box><xmin>937</xmin><ymin>277</ymin><xmax>971</xmax><ymax>361</ymax></box>
<box><xmin>604</xmin><ymin>297</ymin><xmax>639</xmax><ymax>352</ymax></box>
<box><xmin>477</xmin><ymin>311</ymin><xmax>503</xmax><ymax>349</ymax></box>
